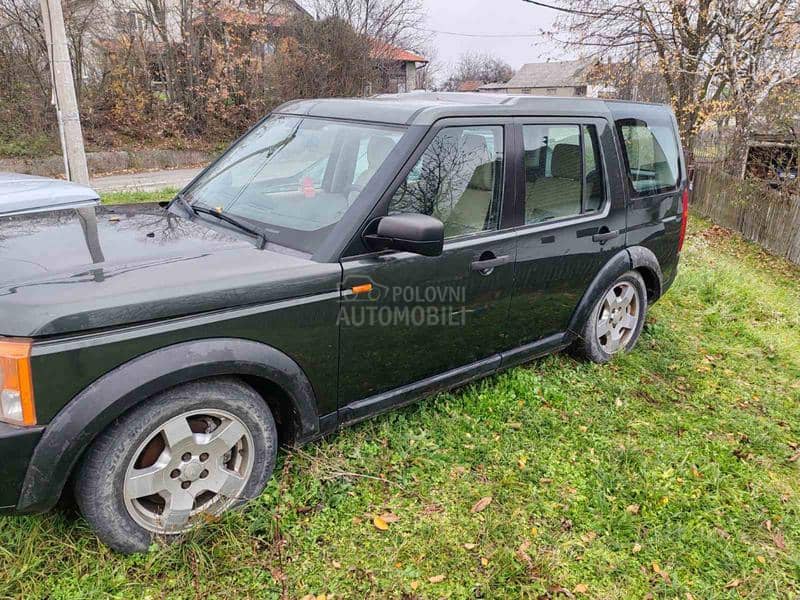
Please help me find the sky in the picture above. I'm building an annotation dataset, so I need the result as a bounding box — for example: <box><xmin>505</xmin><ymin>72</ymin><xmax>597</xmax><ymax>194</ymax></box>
<box><xmin>420</xmin><ymin>0</ymin><xmax>577</xmax><ymax>79</ymax></box>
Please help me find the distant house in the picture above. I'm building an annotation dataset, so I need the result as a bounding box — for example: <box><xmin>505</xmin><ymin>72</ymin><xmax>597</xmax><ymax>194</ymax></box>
<box><xmin>479</xmin><ymin>59</ymin><xmax>614</xmax><ymax>97</ymax></box>
<box><xmin>457</xmin><ymin>80</ymin><xmax>484</xmax><ymax>93</ymax></box>
<box><xmin>370</xmin><ymin>41</ymin><xmax>428</xmax><ymax>94</ymax></box>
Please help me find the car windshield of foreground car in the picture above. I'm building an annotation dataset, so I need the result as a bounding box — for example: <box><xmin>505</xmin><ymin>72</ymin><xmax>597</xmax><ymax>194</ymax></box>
<box><xmin>184</xmin><ymin>115</ymin><xmax>404</xmax><ymax>254</ymax></box>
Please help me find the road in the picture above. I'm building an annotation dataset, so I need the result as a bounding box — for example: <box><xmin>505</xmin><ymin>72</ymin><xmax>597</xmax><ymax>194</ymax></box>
<box><xmin>90</xmin><ymin>167</ymin><xmax>203</xmax><ymax>193</ymax></box>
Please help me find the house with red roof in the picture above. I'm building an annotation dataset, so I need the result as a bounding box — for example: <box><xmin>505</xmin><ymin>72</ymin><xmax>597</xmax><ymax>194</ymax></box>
<box><xmin>370</xmin><ymin>41</ymin><xmax>429</xmax><ymax>94</ymax></box>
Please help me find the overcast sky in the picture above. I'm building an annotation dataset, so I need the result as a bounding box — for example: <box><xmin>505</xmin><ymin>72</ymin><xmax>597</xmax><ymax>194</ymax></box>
<box><xmin>420</xmin><ymin>0</ymin><xmax>577</xmax><ymax>79</ymax></box>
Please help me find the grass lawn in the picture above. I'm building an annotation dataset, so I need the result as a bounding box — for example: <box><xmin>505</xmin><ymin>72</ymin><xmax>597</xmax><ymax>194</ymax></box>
<box><xmin>1</xmin><ymin>216</ymin><xmax>799</xmax><ymax>599</ymax></box>
<box><xmin>100</xmin><ymin>188</ymin><xmax>179</xmax><ymax>205</ymax></box>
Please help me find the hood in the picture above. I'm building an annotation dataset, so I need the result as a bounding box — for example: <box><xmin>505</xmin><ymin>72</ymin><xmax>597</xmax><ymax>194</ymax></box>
<box><xmin>0</xmin><ymin>204</ymin><xmax>340</xmax><ymax>336</ymax></box>
<box><xmin>0</xmin><ymin>172</ymin><xmax>100</xmax><ymax>216</ymax></box>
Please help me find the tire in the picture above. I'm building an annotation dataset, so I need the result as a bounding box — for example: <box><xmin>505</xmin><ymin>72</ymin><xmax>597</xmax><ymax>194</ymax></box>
<box><xmin>74</xmin><ymin>377</ymin><xmax>277</xmax><ymax>554</ymax></box>
<box><xmin>574</xmin><ymin>270</ymin><xmax>648</xmax><ymax>364</ymax></box>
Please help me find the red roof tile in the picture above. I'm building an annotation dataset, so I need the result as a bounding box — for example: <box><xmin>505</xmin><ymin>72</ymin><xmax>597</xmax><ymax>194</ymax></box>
<box><xmin>370</xmin><ymin>40</ymin><xmax>427</xmax><ymax>63</ymax></box>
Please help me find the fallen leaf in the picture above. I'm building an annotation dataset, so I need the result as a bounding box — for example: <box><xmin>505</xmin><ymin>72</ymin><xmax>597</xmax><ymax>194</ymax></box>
<box><xmin>686</xmin><ymin>593</ymin><xmax>695</xmax><ymax>600</ymax></box>
<box><xmin>507</xmin><ymin>422</ymin><xmax>523</xmax><ymax>429</ymax></box>
<box><xmin>724</xmin><ymin>579</ymin><xmax>741</xmax><ymax>589</ymax></box>
<box><xmin>581</xmin><ymin>531</ymin><xmax>597</xmax><ymax>543</ymax></box>
<box><xmin>332</xmin><ymin>560</ymin><xmax>342</xmax><ymax>569</ymax></box>
<box><xmin>380</xmin><ymin>512</ymin><xmax>400</xmax><ymax>523</ymax></box>
<box><xmin>756</xmin><ymin>555</ymin><xmax>766</xmax><ymax>564</ymax></box>
<box><xmin>575</xmin><ymin>583</ymin><xmax>589</xmax><ymax>594</ymax></box>
<box><xmin>652</xmin><ymin>562</ymin><xmax>662</xmax><ymax>574</ymax></box>
<box><xmin>410</xmin><ymin>581</ymin><xmax>419</xmax><ymax>590</ymax></box>
<box><xmin>773</xmin><ymin>531</ymin><xmax>786</xmax><ymax>550</ymax></box>
<box><xmin>480</xmin><ymin>557</ymin><xmax>489</xmax><ymax>567</ymax></box>
<box><xmin>530</xmin><ymin>526</ymin><xmax>539</xmax><ymax>537</ymax></box>
<box><xmin>428</xmin><ymin>574</ymin><xmax>445</xmax><ymax>584</ymax></box>
<box><xmin>464</xmin><ymin>543</ymin><xmax>477</xmax><ymax>550</ymax></box>
<box><xmin>632</xmin><ymin>543</ymin><xmax>642</xmax><ymax>554</ymax></box>
<box><xmin>373</xmin><ymin>516</ymin><xmax>389</xmax><ymax>531</ymax></box>
<box><xmin>626</xmin><ymin>504</ymin><xmax>641</xmax><ymax>515</ymax></box>
<box><xmin>764</xmin><ymin>519</ymin><xmax>773</xmax><ymax>532</ymax></box>
<box><xmin>471</xmin><ymin>497</ymin><xmax>492</xmax><ymax>513</ymax></box>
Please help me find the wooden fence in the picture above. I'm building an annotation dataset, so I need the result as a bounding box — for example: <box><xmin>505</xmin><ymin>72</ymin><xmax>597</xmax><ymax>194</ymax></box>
<box><xmin>692</xmin><ymin>166</ymin><xmax>800</xmax><ymax>265</ymax></box>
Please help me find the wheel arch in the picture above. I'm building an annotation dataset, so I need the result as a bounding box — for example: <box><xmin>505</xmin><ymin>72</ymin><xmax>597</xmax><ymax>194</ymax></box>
<box><xmin>626</xmin><ymin>245</ymin><xmax>664</xmax><ymax>303</ymax></box>
<box><xmin>566</xmin><ymin>249</ymin><xmax>633</xmax><ymax>339</ymax></box>
<box><xmin>17</xmin><ymin>338</ymin><xmax>319</xmax><ymax>514</ymax></box>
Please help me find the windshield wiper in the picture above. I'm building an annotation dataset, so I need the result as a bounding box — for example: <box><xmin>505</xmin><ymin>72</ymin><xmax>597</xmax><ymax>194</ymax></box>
<box><xmin>171</xmin><ymin>193</ymin><xmax>269</xmax><ymax>249</ymax></box>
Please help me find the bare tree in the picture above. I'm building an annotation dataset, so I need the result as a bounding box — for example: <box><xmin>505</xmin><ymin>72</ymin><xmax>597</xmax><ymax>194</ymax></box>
<box><xmin>537</xmin><ymin>0</ymin><xmax>800</xmax><ymax>174</ymax></box>
<box><xmin>717</xmin><ymin>0</ymin><xmax>800</xmax><ymax>174</ymax></box>
<box><xmin>311</xmin><ymin>0</ymin><xmax>426</xmax><ymax>48</ymax></box>
<box><xmin>440</xmin><ymin>51</ymin><xmax>515</xmax><ymax>91</ymax></box>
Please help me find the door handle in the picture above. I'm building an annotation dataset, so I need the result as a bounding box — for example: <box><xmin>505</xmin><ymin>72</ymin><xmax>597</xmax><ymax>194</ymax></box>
<box><xmin>592</xmin><ymin>229</ymin><xmax>620</xmax><ymax>243</ymax></box>
<box><xmin>470</xmin><ymin>254</ymin><xmax>512</xmax><ymax>274</ymax></box>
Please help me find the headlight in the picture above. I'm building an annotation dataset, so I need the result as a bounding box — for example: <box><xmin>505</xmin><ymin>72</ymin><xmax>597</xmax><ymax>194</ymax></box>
<box><xmin>0</xmin><ymin>339</ymin><xmax>36</xmax><ymax>426</ymax></box>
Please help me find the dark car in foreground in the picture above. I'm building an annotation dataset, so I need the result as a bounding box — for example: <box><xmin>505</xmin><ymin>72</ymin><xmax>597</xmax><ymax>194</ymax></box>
<box><xmin>0</xmin><ymin>93</ymin><xmax>688</xmax><ymax>553</ymax></box>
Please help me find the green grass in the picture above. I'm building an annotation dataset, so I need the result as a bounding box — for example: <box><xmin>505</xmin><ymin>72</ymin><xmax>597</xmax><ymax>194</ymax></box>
<box><xmin>2</xmin><ymin>216</ymin><xmax>799</xmax><ymax>599</ymax></box>
<box><xmin>100</xmin><ymin>188</ymin><xmax>179</xmax><ymax>205</ymax></box>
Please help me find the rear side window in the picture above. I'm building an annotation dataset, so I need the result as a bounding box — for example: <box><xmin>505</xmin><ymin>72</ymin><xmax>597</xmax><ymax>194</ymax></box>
<box><xmin>616</xmin><ymin>118</ymin><xmax>680</xmax><ymax>194</ymax></box>
<box><xmin>523</xmin><ymin>124</ymin><xmax>606</xmax><ymax>224</ymax></box>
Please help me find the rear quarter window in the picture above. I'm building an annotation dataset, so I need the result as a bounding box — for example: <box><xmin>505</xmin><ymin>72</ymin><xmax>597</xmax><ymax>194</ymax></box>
<box><xmin>616</xmin><ymin>117</ymin><xmax>680</xmax><ymax>195</ymax></box>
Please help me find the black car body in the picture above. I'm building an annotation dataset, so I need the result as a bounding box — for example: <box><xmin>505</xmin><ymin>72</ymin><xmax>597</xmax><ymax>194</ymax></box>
<box><xmin>0</xmin><ymin>93</ymin><xmax>688</xmax><ymax>549</ymax></box>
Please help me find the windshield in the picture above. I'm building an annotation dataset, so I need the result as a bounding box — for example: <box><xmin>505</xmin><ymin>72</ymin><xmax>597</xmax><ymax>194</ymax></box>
<box><xmin>183</xmin><ymin>116</ymin><xmax>404</xmax><ymax>254</ymax></box>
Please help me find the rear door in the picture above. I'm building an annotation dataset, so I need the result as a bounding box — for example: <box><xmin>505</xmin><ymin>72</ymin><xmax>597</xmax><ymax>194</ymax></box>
<box><xmin>505</xmin><ymin>116</ymin><xmax>628</xmax><ymax>348</ymax></box>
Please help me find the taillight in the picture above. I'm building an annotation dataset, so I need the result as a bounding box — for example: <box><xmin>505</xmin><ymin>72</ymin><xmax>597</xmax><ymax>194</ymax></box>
<box><xmin>678</xmin><ymin>188</ymin><xmax>689</xmax><ymax>253</ymax></box>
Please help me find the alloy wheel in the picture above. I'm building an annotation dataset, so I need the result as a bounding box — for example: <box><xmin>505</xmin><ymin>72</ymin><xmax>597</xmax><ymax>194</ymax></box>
<box><xmin>596</xmin><ymin>281</ymin><xmax>640</xmax><ymax>354</ymax></box>
<box><xmin>123</xmin><ymin>409</ymin><xmax>254</xmax><ymax>534</ymax></box>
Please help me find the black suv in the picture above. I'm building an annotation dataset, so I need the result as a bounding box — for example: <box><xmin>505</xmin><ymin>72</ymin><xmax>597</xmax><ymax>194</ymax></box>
<box><xmin>0</xmin><ymin>93</ymin><xmax>688</xmax><ymax>553</ymax></box>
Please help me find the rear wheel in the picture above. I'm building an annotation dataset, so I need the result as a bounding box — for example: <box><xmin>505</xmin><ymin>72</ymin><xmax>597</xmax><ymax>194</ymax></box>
<box><xmin>574</xmin><ymin>271</ymin><xmax>648</xmax><ymax>363</ymax></box>
<box><xmin>75</xmin><ymin>378</ymin><xmax>277</xmax><ymax>553</ymax></box>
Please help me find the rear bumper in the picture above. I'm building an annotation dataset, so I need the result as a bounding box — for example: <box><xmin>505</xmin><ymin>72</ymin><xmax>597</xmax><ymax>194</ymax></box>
<box><xmin>0</xmin><ymin>422</ymin><xmax>43</xmax><ymax>513</ymax></box>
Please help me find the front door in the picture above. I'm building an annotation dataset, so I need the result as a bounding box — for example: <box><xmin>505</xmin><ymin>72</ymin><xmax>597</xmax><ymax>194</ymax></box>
<box><xmin>506</xmin><ymin>117</ymin><xmax>628</xmax><ymax>347</ymax></box>
<box><xmin>338</xmin><ymin>122</ymin><xmax>516</xmax><ymax>405</ymax></box>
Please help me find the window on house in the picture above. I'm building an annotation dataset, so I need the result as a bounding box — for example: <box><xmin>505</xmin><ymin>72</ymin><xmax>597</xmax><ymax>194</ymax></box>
<box><xmin>389</xmin><ymin>126</ymin><xmax>504</xmax><ymax>238</ymax></box>
<box><xmin>523</xmin><ymin>124</ymin><xmax>606</xmax><ymax>224</ymax></box>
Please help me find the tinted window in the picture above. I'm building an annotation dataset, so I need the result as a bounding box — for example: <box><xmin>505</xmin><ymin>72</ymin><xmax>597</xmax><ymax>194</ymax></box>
<box><xmin>616</xmin><ymin>118</ymin><xmax>679</xmax><ymax>194</ymax></box>
<box><xmin>388</xmin><ymin>126</ymin><xmax>504</xmax><ymax>238</ymax></box>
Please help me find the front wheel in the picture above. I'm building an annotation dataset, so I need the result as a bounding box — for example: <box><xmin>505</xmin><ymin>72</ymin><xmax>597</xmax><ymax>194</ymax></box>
<box><xmin>574</xmin><ymin>270</ymin><xmax>648</xmax><ymax>364</ymax></box>
<box><xmin>75</xmin><ymin>377</ymin><xmax>277</xmax><ymax>554</ymax></box>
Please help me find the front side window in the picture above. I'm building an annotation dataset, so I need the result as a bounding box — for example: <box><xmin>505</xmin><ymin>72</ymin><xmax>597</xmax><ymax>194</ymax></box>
<box><xmin>388</xmin><ymin>126</ymin><xmax>504</xmax><ymax>239</ymax></box>
<box><xmin>616</xmin><ymin>118</ymin><xmax>679</xmax><ymax>194</ymax></box>
<box><xmin>523</xmin><ymin>124</ymin><xmax>606</xmax><ymax>224</ymax></box>
<box><xmin>185</xmin><ymin>115</ymin><xmax>403</xmax><ymax>253</ymax></box>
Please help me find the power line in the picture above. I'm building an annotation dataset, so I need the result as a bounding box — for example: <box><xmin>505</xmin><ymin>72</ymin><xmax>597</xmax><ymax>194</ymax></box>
<box><xmin>418</xmin><ymin>27</ymin><xmax>541</xmax><ymax>39</ymax></box>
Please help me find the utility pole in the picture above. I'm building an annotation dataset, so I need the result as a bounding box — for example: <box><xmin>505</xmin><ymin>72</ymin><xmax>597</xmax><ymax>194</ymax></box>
<box><xmin>39</xmin><ymin>0</ymin><xmax>89</xmax><ymax>185</ymax></box>
<box><xmin>40</xmin><ymin>0</ymin><xmax>104</xmax><ymax>269</ymax></box>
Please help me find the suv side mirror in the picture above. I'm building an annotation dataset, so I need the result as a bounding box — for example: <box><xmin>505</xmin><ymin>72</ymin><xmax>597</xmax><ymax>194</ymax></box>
<box><xmin>364</xmin><ymin>214</ymin><xmax>444</xmax><ymax>257</ymax></box>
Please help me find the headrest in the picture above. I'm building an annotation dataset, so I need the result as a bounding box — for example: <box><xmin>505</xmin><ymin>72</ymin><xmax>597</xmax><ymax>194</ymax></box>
<box><xmin>552</xmin><ymin>144</ymin><xmax>581</xmax><ymax>180</ymax></box>
<box><xmin>467</xmin><ymin>162</ymin><xmax>494</xmax><ymax>192</ymax></box>
<box><xmin>461</xmin><ymin>133</ymin><xmax>490</xmax><ymax>163</ymax></box>
<box><xmin>367</xmin><ymin>135</ymin><xmax>396</xmax><ymax>166</ymax></box>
